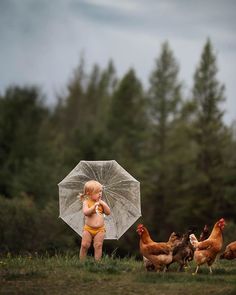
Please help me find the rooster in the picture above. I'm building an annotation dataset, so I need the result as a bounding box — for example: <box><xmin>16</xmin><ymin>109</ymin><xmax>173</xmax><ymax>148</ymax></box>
<box><xmin>136</xmin><ymin>224</ymin><xmax>180</xmax><ymax>272</ymax></box>
<box><xmin>220</xmin><ymin>241</ymin><xmax>236</xmax><ymax>260</ymax></box>
<box><xmin>190</xmin><ymin>218</ymin><xmax>226</xmax><ymax>275</ymax></box>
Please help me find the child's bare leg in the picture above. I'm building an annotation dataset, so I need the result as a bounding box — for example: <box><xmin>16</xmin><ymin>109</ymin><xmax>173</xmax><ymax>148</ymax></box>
<box><xmin>79</xmin><ymin>230</ymin><xmax>93</xmax><ymax>260</ymax></box>
<box><xmin>93</xmin><ymin>231</ymin><xmax>105</xmax><ymax>261</ymax></box>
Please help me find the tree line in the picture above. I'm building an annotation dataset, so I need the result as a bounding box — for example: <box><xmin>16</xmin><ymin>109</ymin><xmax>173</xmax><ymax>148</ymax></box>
<box><xmin>0</xmin><ymin>39</ymin><xmax>235</xmax><ymax>256</ymax></box>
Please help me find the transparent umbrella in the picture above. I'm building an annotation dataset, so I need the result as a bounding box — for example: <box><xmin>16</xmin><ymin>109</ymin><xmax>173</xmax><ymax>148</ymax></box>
<box><xmin>58</xmin><ymin>160</ymin><xmax>141</xmax><ymax>239</ymax></box>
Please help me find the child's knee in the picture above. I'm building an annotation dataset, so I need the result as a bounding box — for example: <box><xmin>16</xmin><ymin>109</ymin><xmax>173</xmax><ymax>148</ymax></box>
<box><xmin>93</xmin><ymin>241</ymin><xmax>103</xmax><ymax>250</ymax></box>
<box><xmin>81</xmin><ymin>241</ymin><xmax>91</xmax><ymax>250</ymax></box>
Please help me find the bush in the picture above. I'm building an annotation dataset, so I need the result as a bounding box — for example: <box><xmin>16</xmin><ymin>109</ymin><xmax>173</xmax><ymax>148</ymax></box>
<box><xmin>0</xmin><ymin>195</ymin><xmax>75</xmax><ymax>254</ymax></box>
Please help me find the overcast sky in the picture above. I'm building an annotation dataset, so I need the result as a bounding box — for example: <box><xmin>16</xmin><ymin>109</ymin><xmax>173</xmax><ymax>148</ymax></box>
<box><xmin>0</xmin><ymin>0</ymin><xmax>235</xmax><ymax>124</ymax></box>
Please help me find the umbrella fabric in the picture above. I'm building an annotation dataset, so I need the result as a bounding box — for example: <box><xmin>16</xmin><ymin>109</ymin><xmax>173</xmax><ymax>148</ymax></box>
<box><xmin>58</xmin><ymin>160</ymin><xmax>141</xmax><ymax>239</ymax></box>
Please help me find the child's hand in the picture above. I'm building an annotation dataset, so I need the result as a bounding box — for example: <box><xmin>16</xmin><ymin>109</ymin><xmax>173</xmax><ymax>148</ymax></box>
<box><xmin>94</xmin><ymin>201</ymin><xmax>100</xmax><ymax>207</ymax></box>
<box><xmin>99</xmin><ymin>199</ymin><xmax>105</xmax><ymax>206</ymax></box>
<box><xmin>94</xmin><ymin>197</ymin><xmax>102</xmax><ymax>208</ymax></box>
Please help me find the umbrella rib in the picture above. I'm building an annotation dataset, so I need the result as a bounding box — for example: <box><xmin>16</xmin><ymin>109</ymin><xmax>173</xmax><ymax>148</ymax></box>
<box><xmin>104</xmin><ymin>188</ymin><xmax>141</xmax><ymax>213</ymax></box>
<box><xmin>60</xmin><ymin>199</ymin><xmax>82</xmax><ymax>218</ymax></box>
<box><xmin>59</xmin><ymin>179</ymin><xmax>86</xmax><ymax>188</ymax></box>
<box><xmin>83</xmin><ymin>161</ymin><xmax>100</xmax><ymax>182</ymax></box>
<box><xmin>102</xmin><ymin>193</ymin><xmax>119</xmax><ymax>237</ymax></box>
<box><xmin>106</xmin><ymin>188</ymin><xmax>140</xmax><ymax>211</ymax></box>
<box><xmin>58</xmin><ymin>162</ymin><xmax>82</xmax><ymax>184</ymax></box>
<box><xmin>105</xmin><ymin>179</ymin><xmax>138</xmax><ymax>188</ymax></box>
<box><xmin>104</xmin><ymin>188</ymin><xmax>141</xmax><ymax>238</ymax></box>
<box><xmin>117</xmin><ymin>214</ymin><xmax>142</xmax><ymax>239</ymax></box>
<box><xmin>103</xmin><ymin>161</ymin><xmax>114</xmax><ymax>184</ymax></box>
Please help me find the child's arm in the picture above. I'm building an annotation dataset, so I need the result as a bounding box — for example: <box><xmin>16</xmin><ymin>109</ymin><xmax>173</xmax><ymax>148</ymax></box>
<box><xmin>100</xmin><ymin>200</ymin><xmax>111</xmax><ymax>215</ymax></box>
<box><xmin>82</xmin><ymin>200</ymin><xmax>97</xmax><ymax>216</ymax></box>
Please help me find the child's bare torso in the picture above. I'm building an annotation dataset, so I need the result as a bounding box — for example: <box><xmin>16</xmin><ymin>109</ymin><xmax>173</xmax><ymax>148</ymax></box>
<box><xmin>85</xmin><ymin>212</ymin><xmax>104</xmax><ymax>228</ymax></box>
<box><xmin>85</xmin><ymin>200</ymin><xmax>104</xmax><ymax>228</ymax></box>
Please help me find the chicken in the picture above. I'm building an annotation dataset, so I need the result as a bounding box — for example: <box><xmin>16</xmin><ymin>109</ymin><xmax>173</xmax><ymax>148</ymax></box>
<box><xmin>142</xmin><ymin>232</ymin><xmax>182</xmax><ymax>272</ymax></box>
<box><xmin>199</xmin><ymin>224</ymin><xmax>210</xmax><ymax>241</ymax></box>
<box><xmin>189</xmin><ymin>218</ymin><xmax>226</xmax><ymax>275</ymax></box>
<box><xmin>220</xmin><ymin>241</ymin><xmax>236</xmax><ymax>260</ymax></box>
<box><xmin>136</xmin><ymin>224</ymin><xmax>180</xmax><ymax>272</ymax></box>
<box><xmin>167</xmin><ymin>229</ymin><xmax>195</xmax><ymax>271</ymax></box>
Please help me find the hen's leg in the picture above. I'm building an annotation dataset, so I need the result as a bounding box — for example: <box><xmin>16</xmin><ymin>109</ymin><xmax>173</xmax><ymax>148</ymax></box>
<box><xmin>192</xmin><ymin>265</ymin><xmax>199</xmax><ymax>275</ymax></box>
<box><xmin>209</xmin><ymin>266</ymin><xmax>212</xmax><ymax>274</ymax></box>
<box><xmin>166</xmin><ymin>263</ymin><xmax>171</xmax><ymax>272</ymax></box>
<box><xmin>178</xmin><ymin>263</ymin><xmax>184</xmax><ymax>272</ymax></box>
<box><xmin>184</xmin><ymin>260</ymin><xmax>189</xmax><ymax>269</ymax></box>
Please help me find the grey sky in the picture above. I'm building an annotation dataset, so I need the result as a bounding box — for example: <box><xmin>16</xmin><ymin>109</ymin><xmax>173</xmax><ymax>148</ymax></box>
<box><xmin>0</xmin><ymin>0</ymin><xmax>235</xmax><ymax>124</ymax></box>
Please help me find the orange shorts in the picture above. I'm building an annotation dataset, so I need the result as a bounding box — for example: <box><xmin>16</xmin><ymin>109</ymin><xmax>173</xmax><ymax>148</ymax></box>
<box><xmin>83</xmin><ymin>224</ymin><xmax>106</xmax><ymax>237</ymax></box>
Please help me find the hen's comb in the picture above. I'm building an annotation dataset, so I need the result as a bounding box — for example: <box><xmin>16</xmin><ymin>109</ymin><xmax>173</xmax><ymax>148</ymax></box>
<box><xmin>218</xmin><ymin>218</ymin><xmax>226</xmax><ymax>226</ymax></box>
<box><xmin>137</xmin><ymin>224</ymin><xmax>144</xmax><ymax>228</ymax></box>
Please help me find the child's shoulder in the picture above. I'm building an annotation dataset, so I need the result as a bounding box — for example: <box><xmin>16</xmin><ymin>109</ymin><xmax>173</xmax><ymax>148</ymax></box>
<box><xmin>82</xmin><ymin>197</ymin><xmax>92</xmax><ymax>204</ymax></box>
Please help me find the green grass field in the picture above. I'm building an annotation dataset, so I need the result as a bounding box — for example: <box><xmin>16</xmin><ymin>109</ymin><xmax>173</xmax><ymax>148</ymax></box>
<box><xmin>0</xmin><ymin>252</ymin><xmax>235</xmax><ymax>295</ymax></box>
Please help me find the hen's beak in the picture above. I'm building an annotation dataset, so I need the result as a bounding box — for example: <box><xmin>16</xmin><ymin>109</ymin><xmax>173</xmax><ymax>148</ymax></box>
<box><xmin>136</xmin><ymin>227</ymin><xmax>143</xmax><ymax>234</ymax></box>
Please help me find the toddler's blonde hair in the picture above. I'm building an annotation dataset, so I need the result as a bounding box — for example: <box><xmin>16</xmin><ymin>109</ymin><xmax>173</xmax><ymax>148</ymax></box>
<box><xmin>77</xmin><ymin>180</ymin><xmax>102</xmax><ymax>201</ymax></box>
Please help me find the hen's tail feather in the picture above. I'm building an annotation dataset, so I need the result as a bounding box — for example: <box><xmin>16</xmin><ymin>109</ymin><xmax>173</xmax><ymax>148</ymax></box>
<box><xmin>190</xmin><ymin>234</ymin><xmax>199</xmax><ymax>247</ymax></box>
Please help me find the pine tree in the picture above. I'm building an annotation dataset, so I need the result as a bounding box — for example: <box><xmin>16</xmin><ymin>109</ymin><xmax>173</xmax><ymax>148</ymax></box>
<box><xmin>223</xmin><ymin>123</ymin><xmax>236</xmax><ymax>222</ymax></box>
<box><xmin>107</xmin><ymin>68</ymin><xmax>148</xmax><ymax>176</ymax></box>
<box><xmin>191</xmin><ymin>38</ymin><xmax>228</xmax><ymax>222</ymax></box>
<box><xmin>0</xmin><ymin>86</ymin><xmax>54</xmax><ymax>203</ymax></box>
<box><xmin>52</xmin><ymin>59</ymin><xmax>117</xmax><ymax>165</ymax></box>
<box><xmin>146</xmin><ymin>41</ymin><xmax>182</xmax><ymax>236</ymax></box>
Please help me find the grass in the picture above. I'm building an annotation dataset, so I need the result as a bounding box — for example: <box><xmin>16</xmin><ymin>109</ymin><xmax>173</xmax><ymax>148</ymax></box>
<box><xmin>0</xmin><ymin>252</ymin><xmax>235</xmax><ymax>295</ymax></box>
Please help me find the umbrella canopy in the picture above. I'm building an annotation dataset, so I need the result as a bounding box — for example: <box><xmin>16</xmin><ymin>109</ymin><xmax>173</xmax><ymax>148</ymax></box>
<box><xmin>58</xmin><ymin>160</ymin><xmax>141</xmax><ymax>239</ymax></box>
